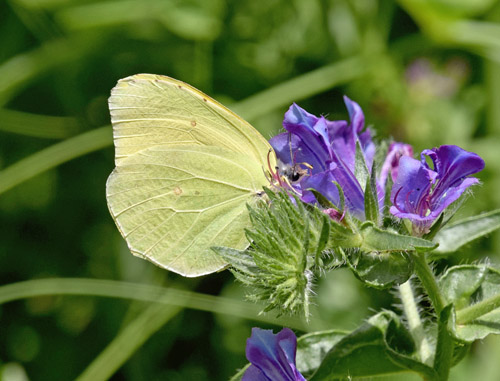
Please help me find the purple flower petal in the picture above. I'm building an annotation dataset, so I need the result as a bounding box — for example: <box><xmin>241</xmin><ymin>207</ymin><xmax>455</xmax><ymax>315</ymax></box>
<box><xmin>390</xmin><ymin>145</ymin><xmax>484</xmax><ymax>233</ymax></box>
<box><xmin>269</xmin><ymin>98</ymin><xmax>378</xmax><ymax>220</ymax></box>
<box><xmin>300</xmin><ymin>171</ymin><xmax>340</xmax><ymax>206</ymax></box>
<box><xmin>327</xmin><ymin>97</ymin><xmax>373</xmax><ymax>172</ymax></box>
<box><xmin>329</xmin><ymin>164</ymin><xmax>365</xmax><ymax>218</ymax></box>
<box><xmin>242</xmin><ymin>365</ymin><xmax>269</xmax><ymax>381</ymax></box>
<box><xmin>344</xmin><ymin>95</ymin><xmax>364</xmax><ymax>134</ymax></box>
<box><xmin>243</xmin><ymin>328</ymin><xmax>306</xmax><ymax>381</ymax></box>
<box><xmin>421</xmin><ymin>145</ymin><xmax>485</xmax><ymax>201</ymax></box>
<box><xmin>379</xmin><ymin>142</ymin><xmax>414</xmax><ymax>189</ymax></box>
<box><xmin>390</xmin><ymin>156</ymin><xmax>434</xmax><ymax>217</ymax></box>
<box><xmin>282</xmin><ymin>104</ymin><xmax>332</xmax><ymax>172</ymax></box>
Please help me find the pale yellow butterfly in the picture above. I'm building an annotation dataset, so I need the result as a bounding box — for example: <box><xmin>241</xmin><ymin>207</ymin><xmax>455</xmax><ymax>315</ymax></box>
<box><xmin>106</xmin><ymin>74</ymin><xmax>276</xmax><ymax>277</ymax></box>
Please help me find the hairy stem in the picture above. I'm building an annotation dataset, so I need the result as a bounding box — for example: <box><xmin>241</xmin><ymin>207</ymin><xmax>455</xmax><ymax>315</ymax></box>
<box><xmin>412</xmin><ymin>253</ymin><xmax>452</xmax><ymax>381</ymax></box>
<box><xmin>399</xmin><ymin>280</ymin><xmax>433</xmax><ymax>365</ymax></box>
<box><xmin>412</xmin><ymin>253</ymin><xmax>446</xmax><ymax>314</ymax></box>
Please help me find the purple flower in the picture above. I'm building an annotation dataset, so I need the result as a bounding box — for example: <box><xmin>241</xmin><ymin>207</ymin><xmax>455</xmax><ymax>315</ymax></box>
<box><xmin>243</xmin><ymin>327</ymin><xmax>306</xmax><ymax>381</ymax></box>
<box><xmin>390</xmin><ymin>145</ymin><xmax>485</xmax><ymax>234</ymax></box>
<box><xmin>269</xmin><ymin>97</ymin><xmax>375</xmax><ymax>219</ymax></box>
<box><xmin>379</xmin><ymin>142</ymin><xmax>414</xmax><ymax>190</ymax></box>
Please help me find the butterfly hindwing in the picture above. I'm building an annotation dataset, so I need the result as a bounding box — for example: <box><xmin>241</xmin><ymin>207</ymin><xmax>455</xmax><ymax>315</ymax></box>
<box><xmin>106</xmin><ymin>145</ymin><xmax>266</xmax><ymax>277</ymax></box>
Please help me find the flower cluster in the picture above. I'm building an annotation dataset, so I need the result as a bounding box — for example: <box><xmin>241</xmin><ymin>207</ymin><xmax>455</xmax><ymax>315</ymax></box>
<box><xmin>269</xmin><ymin>98</ymin><xmax>485</xmax><ymax>234</ymax></box>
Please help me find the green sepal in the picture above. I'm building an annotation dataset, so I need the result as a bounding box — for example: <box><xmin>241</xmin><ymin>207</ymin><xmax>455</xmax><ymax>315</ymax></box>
<box><xmin>382</xmin><ymin>176</ymin><xmax>394</xmax><ymax>219</ymax></box>
<box><xmin>439</xmin><ymin>264</ymin><xmax>500</xmax><ymax>342</ymax></box>
<box><xmin>213</xmin><ymin>190</ymin><xmax>335</xmax><ymax>317</ymax></box>
<box><xmin>314</xmin><ymin>213</ymin><xmax>330</xmax><ymax>267</ymax></box>
<box><xmin>307</xmin><ymin>187</ymin><xmax>338</xmax><ymax>211</ymax></box>
<box><xmin>433</xmin><ymin>209</ymin><xmax>500</xmax><ymax>254</ymax></box>
<box><xmin>423</xmin><ymin>212</ymin><xmax>445</xmax><ymax>240</ymax></box>
<box><xmin>309</xmin><ymin>311</ymin><xmax>437</xmax><ymax>380</ymax></box>
<box><xmin>354</xmin><ymin>140</ymin><xmax>370</xmax><ymax>190</ymax></box>
<box><xmin>306</xmin><ymin>182</ymin><xmax>346</xmax><ymax>219</ymax></box>
<box><xmin>334</xmin><ymin>181</ymin><xmax>346</xmax><ymax>213</ymax></box>
<box><xmin>364</xmin><ymin>161</ymin><xmax>380</xmax><ymax>224</ymax></box>
<box><xmin>212</xmin><ymin>247</ymin><xmax>258</xmax><ymax>285</ymax></box>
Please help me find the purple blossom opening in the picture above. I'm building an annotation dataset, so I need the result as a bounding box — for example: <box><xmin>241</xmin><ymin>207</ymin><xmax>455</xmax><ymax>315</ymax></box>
<box><xmin>243</xmin><ymin>327</ymin><xmax>306</xmax><ymax>381</ymax></box>
<box><xmin>269</xmin><ymin>97</ymin><xmax>375</xmax><ymax>219</ymax></box>
<box><xmin>390</xmin><ymin>145</ymin><xmax>485</xmax><ymax>234</ymax></box>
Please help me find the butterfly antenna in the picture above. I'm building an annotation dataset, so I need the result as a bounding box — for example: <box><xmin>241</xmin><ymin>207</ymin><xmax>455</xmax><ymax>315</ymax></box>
<box><xmin>288</xmin><ymin>132</ymin><xmax>294</xmax><ymax>165</ymax></box>
<box><xmin>266</xmin><ymin>149</ymin><xmax>284</xmax><ymax>187</ymax></box>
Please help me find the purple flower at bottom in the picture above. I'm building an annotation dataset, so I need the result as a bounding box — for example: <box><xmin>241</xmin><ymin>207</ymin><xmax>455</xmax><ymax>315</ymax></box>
<box><xmin>390</xmin><ymin>145</ymin><xmax>485</xmax><ymax>234</ymax></box>
<box><xmin>243</xmin><ymin>327</ymin><xmax>306</xmax><ymax>381</ymax></box>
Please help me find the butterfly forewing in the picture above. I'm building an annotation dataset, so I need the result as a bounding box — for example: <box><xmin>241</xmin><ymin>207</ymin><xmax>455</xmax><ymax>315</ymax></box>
<box><xmin>109</xmin><ymin>74</ymin><xmax>273</xmax><ymax>166</ymax></box>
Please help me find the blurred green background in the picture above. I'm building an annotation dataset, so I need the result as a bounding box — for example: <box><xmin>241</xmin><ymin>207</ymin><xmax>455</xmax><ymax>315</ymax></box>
<box><xmin>1</xmin><ymin>0</ymin><xmax>500</xmax><ymax>380</ymax></box>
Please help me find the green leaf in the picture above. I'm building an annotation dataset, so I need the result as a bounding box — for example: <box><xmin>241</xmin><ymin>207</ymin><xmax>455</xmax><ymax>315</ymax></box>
<box><xmin>296</xmin><ymin>330</ymin><xmax>347</xmax><ymax>377</ymax></box>
<box><xmin>327</xmin><ymin>221</ymin><xmax>362</xmax><ymax>249</ymax></box>
<box><xmin>439</xmin><ymin>265</ymin><xmax>500</xmax><ymax>342</ymax></box>
<box><xmin>346</xmin><ymin>249</ymin><xmax>413</xmax><ymax>289</ymax></box>
<box><xmin>310</xmin><ymin>311</ymin><xmax>436</xmax><ymax>380</ymax></box>
<box><xmin>343</xmin><ymin>222</ymin><xmax>437</xmax><ymax>288</ymax></box>
<box><xmin>360</xmin><ymin>221</ymin><xmax>438</xmax><ymax>252</ymax></box>
<box><xmin>433</xmin><ymin>209</ymin><xmax>500</xmax><ymax>254</ymax></box>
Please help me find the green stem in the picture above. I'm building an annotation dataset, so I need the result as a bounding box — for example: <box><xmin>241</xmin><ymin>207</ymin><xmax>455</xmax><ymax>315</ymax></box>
<box><xmin>433</xmin><ymin>307</ymin><xmax>454</xmax><ymax>381</ymax></box>
<box><xmin>75</xmin><ymin>301</ymin><xmax>181</xmax><ymax>381</ymax></box>
<box><xmin>412</xmin><ymin>253</ymin><xmax>446</xmax><ymax>314</ymax></box>
<box><xmin>412</xmin><ymin>253</ymin><xmax>452</xmax><ymax>381</ymax></box>
<box><xmin>456</xmin><ymin>292</ymin><xmax>500</xmax><ymax>325</ymax></box>
<box><xmin>399</xmin><ymin>280</ymin><xmax>433</xmax><ymax>365</ymax></box>
<box><xmin>0</xmin><ymin>277</ymin><xmax>315</xmax><ymax>332</ymax></box>
<box><xmin>0</xmin><ymin>126</ymin><xmax>111</xmax><ymax>195</ymax></box>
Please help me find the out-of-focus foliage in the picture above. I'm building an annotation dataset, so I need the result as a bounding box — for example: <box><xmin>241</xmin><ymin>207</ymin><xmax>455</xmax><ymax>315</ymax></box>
<box><xmin>0</xmin><ymin>0</ymin><xmax>499</xmax><ymax>380</ymax></box>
